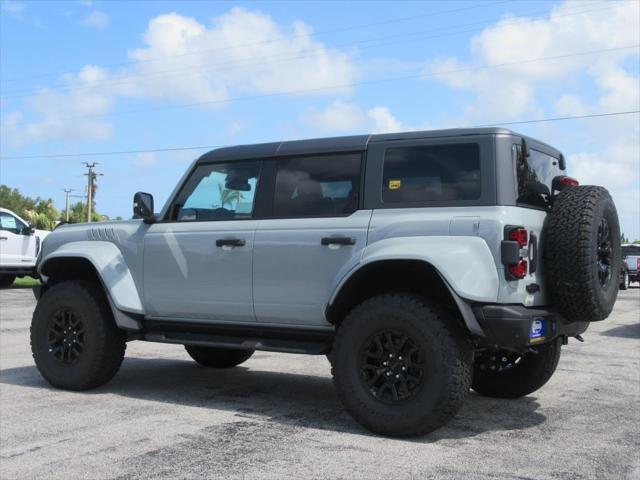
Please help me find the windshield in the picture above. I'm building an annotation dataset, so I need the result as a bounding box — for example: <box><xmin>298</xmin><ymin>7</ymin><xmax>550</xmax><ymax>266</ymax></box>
<box><xmin>622</xmin><ymin>245</ymin><xmax>640</xmax><ymax>257</ymax></box>
<box><xmin>514</xmin><ymin>145</ymin><xmax>563</xmax><ymax>209</ymax></box>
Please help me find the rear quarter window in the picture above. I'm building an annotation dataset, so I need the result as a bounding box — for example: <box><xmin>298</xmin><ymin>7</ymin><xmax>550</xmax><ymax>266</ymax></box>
<box><xmin>515</xmin><ymin>146</ymin><xmax>562</xmax><ymax>209</ymax></box>
<box><xmin>382</xmin><ymin>143</ymin><xmax>481</xmax><ymax>203</ymax></box>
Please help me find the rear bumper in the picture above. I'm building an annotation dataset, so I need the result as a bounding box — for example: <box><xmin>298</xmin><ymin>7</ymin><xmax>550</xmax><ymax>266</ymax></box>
<box><xmin>474</xmin><ymin>304</ymin><xmax>589</xmax><ymax>351</ymax></box>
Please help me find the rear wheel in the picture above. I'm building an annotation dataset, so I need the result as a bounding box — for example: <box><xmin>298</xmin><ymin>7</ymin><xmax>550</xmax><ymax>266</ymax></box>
<box><xmin>31</xmin><ymin>281</ymin><xmax>126</xmax><ymax>390</ymax></box>
<box><xmin>0</xmin><ymin>274</ymin><xmax>16</xmax><ymax>288</ymax></box>
<box><xmin>332</xmin><ymin>294</ymin><xmax>472</xmax><ymax>437</ymax></box>
<box><xmin>184</xmin><ymin>345</ymin><xmax>254</xmax><ymax>368</ymax></box>
<box><xmin>472</xmin><ymin>341</ymin><xmax>561</xmax><ymax>399</ymax></box>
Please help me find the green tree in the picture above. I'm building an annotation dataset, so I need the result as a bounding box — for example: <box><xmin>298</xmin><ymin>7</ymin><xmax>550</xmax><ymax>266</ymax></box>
<box><xmin>0</xmin><ymin>185</ymin><xmax>58</xmax><ymax>230</ymax></box>
<box><xmin>63</xmin><ymin>202</ymin><xmax>101</xmax><ymax>224</ymax></box>
<box><xmin>217</xmin><ymin>184</ymin><xmax>244</xmax><ymax>209</ymax></box>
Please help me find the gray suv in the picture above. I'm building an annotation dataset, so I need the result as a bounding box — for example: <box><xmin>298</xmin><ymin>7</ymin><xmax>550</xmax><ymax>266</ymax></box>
<box><xmin>30</xmin><ymin>128</ymin><xmax>621</xmax><ymax>437</ymax></box>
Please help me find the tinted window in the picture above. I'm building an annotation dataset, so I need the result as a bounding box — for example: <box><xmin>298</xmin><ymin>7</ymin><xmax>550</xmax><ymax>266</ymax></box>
<box><xmin>273</xmin><ymin>154</ymin><xmax>361</xmax><ymax>217</ymax></box>
<box><xmin>622</xmin><ymin>245</ymin><xmax>640</xmax><ymax>256</ymax></box>
<box><xmin>382</xmin><ymin>144</ymin><xmax>481</xmax><ymax>203</ymax></box>
<box><xmin>515</xmin><ymin>146</ymin><xmax>562</xmax><ymax>208</ymax></box>
<box><xmin>172</xmin><ymin>161</ymin><xmax>261</xmax><ymax>221</ymax></box>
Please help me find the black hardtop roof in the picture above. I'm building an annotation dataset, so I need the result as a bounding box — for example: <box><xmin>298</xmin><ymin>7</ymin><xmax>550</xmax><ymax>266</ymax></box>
<box><xmin>196</xmin><ymin>127</ymin><xmax>561</xmax><ymax>163</ymax></box>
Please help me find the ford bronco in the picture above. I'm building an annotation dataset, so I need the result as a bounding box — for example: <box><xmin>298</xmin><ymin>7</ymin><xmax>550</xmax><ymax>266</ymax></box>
<box><xmin>30</xmin><ymin>128</ymin><xmax>621</xmax><ymax>437</ymax></box>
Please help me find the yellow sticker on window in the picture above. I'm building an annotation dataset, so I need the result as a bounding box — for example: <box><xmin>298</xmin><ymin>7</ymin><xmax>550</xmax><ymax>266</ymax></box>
<box><xmin>389</xmin><ymin>180</ymin><xmax>401</xmax><ymax>190</ymax></box>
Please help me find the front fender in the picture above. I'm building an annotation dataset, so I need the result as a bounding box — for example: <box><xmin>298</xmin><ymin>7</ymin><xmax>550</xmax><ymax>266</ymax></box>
<box><xmin>39</xmin><ymin>241</ymin><xmax>144</xmax><ymax>315</ymax></box>
<box><xmin>329</xmin><ymin>236</ymin><xmax>500</xmax><ymax>305</ymax></box>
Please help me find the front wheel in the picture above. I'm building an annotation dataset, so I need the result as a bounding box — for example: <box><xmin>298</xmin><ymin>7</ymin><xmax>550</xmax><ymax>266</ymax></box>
<box><xmin>184</xmin><ymin>345</ymin><xmax>254</xmax><ymax>368</ymax></box>
<box><xmin>472</xmin><ymin>340</ymin><xmax>561</xmax><ymax>399</ymax></box>
<box><xmin>31</xmin><ymin>281</ymin><xmax>126</xmax><ymax>390</ymax></box>
<box><xmin>332</xmin><ymin>294</ymin><xmax>472</xmax><ymax>437</ymax></box>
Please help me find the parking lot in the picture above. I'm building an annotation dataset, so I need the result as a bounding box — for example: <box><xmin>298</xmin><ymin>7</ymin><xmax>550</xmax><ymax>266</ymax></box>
<box><xmin>0</xmin><ymin>287</ymin><xmax>638</xmax><ymax>479</ymax></box>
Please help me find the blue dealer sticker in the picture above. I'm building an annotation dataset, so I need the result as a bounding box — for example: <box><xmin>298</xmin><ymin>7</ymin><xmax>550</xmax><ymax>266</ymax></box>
<box><xmin>529</xmin><ymin>318</ymin><xmax>546</xmax><ymax>342</ymax></box>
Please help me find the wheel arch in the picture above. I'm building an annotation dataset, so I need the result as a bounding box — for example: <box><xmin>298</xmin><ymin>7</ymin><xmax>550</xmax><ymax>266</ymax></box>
<box><xmin>326</xmin><ymin>259</ymin><xmax>484</xmax><ymax>336</ymax></box>
<box><xmin>39</xmin><ymin>242</ymin><xmax>144</xmax><ymax>331</ymax></box>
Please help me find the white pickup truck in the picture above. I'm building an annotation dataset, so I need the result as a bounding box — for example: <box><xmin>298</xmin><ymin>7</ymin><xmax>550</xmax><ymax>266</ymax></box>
<box><xmin>0</xmin><ymin>207</ymin><xmax>50</xmax><ymax>287</ymax></box>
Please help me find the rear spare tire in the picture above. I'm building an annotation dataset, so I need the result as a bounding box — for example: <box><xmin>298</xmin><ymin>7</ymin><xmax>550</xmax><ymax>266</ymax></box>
<box><xmin>544</xmin><ymin>186</ymin><xmax>621</xmax><ymax>323</ymax></box>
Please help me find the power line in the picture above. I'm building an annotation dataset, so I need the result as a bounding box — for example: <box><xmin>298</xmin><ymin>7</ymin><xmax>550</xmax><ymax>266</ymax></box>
<box><xmin>1</xmin><ymin>110</ymin><xmax>637</xmax><ymax>161</ymax></box>
<box><xmin>0</xmin><ymin>0</ymin><xmax>619</xmax><ymax>99</ymax></box>
<box><xmin>0</xmin><ymin>0</ymin><xmax>513</xmax><ymax>84</ymax></box>
<box><xmin>2</xmin><ymin>44</ymin><xmax>637</xmax><ymax>128</ymax></box>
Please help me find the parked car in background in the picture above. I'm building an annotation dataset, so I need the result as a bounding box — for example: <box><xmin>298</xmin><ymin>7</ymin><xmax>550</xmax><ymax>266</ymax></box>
<box><xmin>0</xmin><ymin>207</ymin><xmax>49</xmax><ymax>287</ymax></box>
<box><xmin>619</xmin><ymin>261</ymin><xmax>630</xmax><ymax>290</ymax></box>
<box><xmin>621</xmin><ymin>244</ymin><xmax>640</xmax><ymax>285</ymax></box>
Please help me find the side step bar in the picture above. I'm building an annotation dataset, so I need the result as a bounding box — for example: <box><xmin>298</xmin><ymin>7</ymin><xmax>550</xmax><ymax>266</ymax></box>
<box><xmin>141</xmin><ymin>320</ymin><xmax>334</xmax><ymax>355</ymax></box>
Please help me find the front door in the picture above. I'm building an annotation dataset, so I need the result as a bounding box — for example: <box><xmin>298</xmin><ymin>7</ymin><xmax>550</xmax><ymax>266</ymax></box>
<box><xmin>0</xmin><ymin>211</ymin><xmax>34</xmax><ymax>266</ymax></box>
<box><xmin>143</xmin><ymin>160</ymin><xmax>263</xmax><ymax>322</ymax></box>
<box><xmin>253</xmin><ymin>152</ymin><xmax>370</xmax><ymax>326</ymax></box>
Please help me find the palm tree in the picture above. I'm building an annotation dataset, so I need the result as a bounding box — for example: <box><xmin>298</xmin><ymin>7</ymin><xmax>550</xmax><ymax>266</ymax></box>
<box><xmin>217</xmin><ymin>184</ymin><xmax>245</xmax><ymax>209</ymax></box>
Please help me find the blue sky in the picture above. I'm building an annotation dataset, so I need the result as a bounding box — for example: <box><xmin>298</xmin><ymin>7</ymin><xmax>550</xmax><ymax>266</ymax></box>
<box><xmin>1</xmin><ymin>0</ymin><xmax>639</xmax><ymax>237</ymax></box>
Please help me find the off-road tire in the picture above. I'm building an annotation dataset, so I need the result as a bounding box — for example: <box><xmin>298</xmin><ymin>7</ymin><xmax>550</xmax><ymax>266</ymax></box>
<box><xmin>332</xmin><ymin>293</ymin><xmax>472</xmax><ymax>437</ymax></box>
<box><xmin>544</xmin><ymin>186</ymin><xmax>621</xmax><ymax>323</ymax></box>
<box><xmin>472</xmin><ymin>340</ymin><xmax>561</xmax><ymax>399</ymax></box>
<box><xmin>184</xmin><ymin>345</ymin><xmax>254</xmax><ymax>368</ymax></box>
<box><xmin>31</xmin><ymin>280</ymin><xmax>126</xmax><ymax>390</ymax></box>
<box><xmin>0</xmin><ymin>274</ymin><xmax>16</xmax><ymax>288</ymax></box>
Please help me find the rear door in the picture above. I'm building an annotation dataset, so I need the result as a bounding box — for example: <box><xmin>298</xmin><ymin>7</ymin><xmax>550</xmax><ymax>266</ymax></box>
<box><xmin>253</xmin><ymin>152</ymin><xmax>370</xmax><ymax>326</ymax></box>
<box><xmin>143</xmin><ymin>160</ymin><xmax>263</xmax><ymax>321</ymax></box>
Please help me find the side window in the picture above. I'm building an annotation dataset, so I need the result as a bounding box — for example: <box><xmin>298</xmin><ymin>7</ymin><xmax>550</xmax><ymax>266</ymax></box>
<box><xmin>273</xmin><ymin>153</ymin><xmax>361</xmax><ymax>217</ymax></box>
<box><xmin>514</xmin><ymin>145</ymin><xmax>560</xmax><ymax>208</ymax></box>
<box><xmin>0</xmin><ymin>212</ymin><xmax>23</xmax><ymax>234</ymax></box>
<box><xmin>382</xmin><ymin>143</ymin><xmax>481</xmax><ymax>203</ymax></box>
<box><xmin>171</xmin><ymin>161</ymin><xmax>262</xmax><ymax>221</ymax></box>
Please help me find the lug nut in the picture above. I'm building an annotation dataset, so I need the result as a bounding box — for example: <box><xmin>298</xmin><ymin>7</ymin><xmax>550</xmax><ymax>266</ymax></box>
<box><xmin>402</xmin><ymin>366</ymin><xmax>406</xmax><ymax>371</ymax></box>
<box><xmin>398</xmin><ymin>356</ymin><xmax>403</xmax><ymax>360</ymax></box>
<box><xmin>389</xmin><ymin>353</ymin><xmax>394</xmax><ymax>358</ymax></box>
<box><xmin>395</xmin><ymin>374</ymin><xmax>400</xmax><ymax>379</ymax></box>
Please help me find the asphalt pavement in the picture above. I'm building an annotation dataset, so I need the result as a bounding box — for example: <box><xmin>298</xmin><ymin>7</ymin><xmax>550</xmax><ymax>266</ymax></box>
<box><xmin>1</xmin><ymin>286</ymin><xmax>638</xmax><ymax>479</ymax></box>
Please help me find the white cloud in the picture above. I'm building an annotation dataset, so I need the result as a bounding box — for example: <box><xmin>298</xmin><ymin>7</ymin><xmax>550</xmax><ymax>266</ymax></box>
<box><xmin>304</xmin><ymin>100</ymin><xmax>405</xmax><ymax>134</ymax></box>
<box><xmin>83</xmin><ymin>10</ymin><xmax>109</xmax><ymax>29</ymax></box>
<box><xmin>422</xmin><ymin>0</ymin><xmax>640</xmax><ymax>238</ymax></box>
<box><xmin>1</xmin><ymin>66</ymin><xmax>113</xmax><ymax>146</ymax></box>
<box><xmin>118</xmin><ymin>8</ymin><xmax>357</xmax><ymax>104</ymax></box>
<box><xmin>424</xmin><ymin>1</ymin><xmax>639</xmax><ymax>121</ymax></box>
<box><xmin>2</xmin><ymin>8</ymin><xmax>358</xmax><ymax>145</ymax></box>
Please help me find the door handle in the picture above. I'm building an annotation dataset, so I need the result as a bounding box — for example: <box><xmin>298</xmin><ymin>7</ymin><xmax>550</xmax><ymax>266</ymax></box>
<box><xmin>321</xmin><ymin>236</ymin><xmax>356</xmax><ymax>246</ymax></box>
<box><xmin>0</xmin><ymin>237</ymin><xmax>7</xmax><ymax>241</ymax></box>
<box><xmin>216</xmin><ymin>238</ymin><xmax>246</xmax><ymax>247</ymax></box>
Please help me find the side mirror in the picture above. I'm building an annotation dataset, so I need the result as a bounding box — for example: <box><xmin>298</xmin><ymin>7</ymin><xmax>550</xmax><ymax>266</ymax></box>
<box><xmin>24</xmin><ymin>222</ymin><xmax>36</xmax><ymax>235</ymax></box>
<box><xmin>133</xmin><ymin>192</ymin><xmax>156</xmax><ymax>223</ymax></box>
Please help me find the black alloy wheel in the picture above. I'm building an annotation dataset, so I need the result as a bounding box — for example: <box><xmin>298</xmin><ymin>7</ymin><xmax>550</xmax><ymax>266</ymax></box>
<box><xmin>597</xmin><ymin>218</ymin><xmax>613</xmax><ymax>288</ymax></box>
<box><xmin>359</xmin><ymin>329</ymin><xmax>425</xmax><ymax>404</ymax></box>
<box><xmin>48</xmin><ymin>309</ymin><xmax>85</xmax><ymax>365</ymax></box>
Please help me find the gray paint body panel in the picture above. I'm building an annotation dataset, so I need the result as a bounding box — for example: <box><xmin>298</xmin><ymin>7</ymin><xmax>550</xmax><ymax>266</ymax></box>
<box><xmin>38</xmin><ymin>127</ymin><xmax>565</xmax><ymax>334</ymax></box>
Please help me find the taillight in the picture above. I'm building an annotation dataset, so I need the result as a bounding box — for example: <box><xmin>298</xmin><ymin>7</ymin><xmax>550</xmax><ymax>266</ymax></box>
<box><xmin>502</xmin><ymin>226</ymin><xmax>529</xmax><ymax>280</ymax></box>
<box><xmin>509</xmin><ymin>260</ymin><xmax>528</xmax><ymax>279</ymax></box>
<box><xmin>552</xmin><ymin>175</ymin><xmax>579</xmax><ymax>192</ymax></box>
<box><xmin>509</xmin><ymin>228</ymin><xmax>528</xmax><ymax>247</ymax></box>
<box><xmin>559</xmin><ymin>176</ymin><xmax>579</xmax><ymax>187</ymax></box>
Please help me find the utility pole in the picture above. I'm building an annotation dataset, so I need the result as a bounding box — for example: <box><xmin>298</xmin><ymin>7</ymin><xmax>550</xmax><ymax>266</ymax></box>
<box><xmin>82</xmin><ymin>163</ymin><xmax>103</xmax><ymax>223</ymax></box>
<box><xmin>62</xmin><ymin>189</ymin><xmax>74</xmax><ymax>222</ymax></box>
